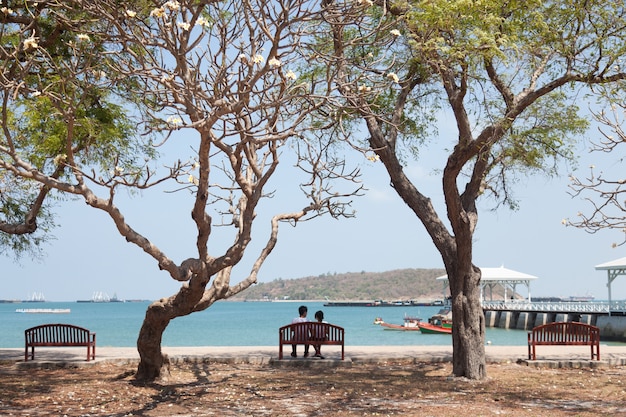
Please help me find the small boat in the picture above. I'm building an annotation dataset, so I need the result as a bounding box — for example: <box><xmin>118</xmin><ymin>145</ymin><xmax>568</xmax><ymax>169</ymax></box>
<box><xmin>379</xmin><ymin>315</ymin><xmax>422</xmax><ymax>331</ymax></box>
<box><xmin>373</xmin><ymin>317</ymin><xmax>384</xmax><ymax>325</ymax></box>
<box><xmin>418</xmin><ymin>321</ymin><xmax>452</xmax><ymax>334</ymax></box>
<box><xmin>418</xmin><ymin>310</ymin><xmax>453</xmax><ymax>334</ymax></box>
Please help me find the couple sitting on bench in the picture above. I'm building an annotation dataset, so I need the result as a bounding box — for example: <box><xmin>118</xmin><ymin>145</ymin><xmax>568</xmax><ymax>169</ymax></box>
<box><xmin>291</xmin><ymin>306</ymin><xmax>328</xmax><ymax>359</ymax></box>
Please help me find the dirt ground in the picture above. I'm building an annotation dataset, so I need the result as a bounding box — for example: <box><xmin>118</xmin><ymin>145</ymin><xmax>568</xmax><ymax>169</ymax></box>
<box><xmin>1</xmin><ymin>359</ymin><xmax>626</xmax><ymax>416</ymax></box>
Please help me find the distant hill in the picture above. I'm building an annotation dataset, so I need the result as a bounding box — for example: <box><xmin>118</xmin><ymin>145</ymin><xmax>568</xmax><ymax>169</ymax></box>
<box><xmin>230</xmin><ymin>268</ymin><xmax>448</xmax><ymax>302</ymax></box>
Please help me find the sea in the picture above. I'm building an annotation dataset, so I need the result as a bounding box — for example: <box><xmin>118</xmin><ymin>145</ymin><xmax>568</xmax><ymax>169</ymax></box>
<box><xmin>0</xmin><ymin>300</ymin><xmax>556</xmax><ymax>349</ymax></box>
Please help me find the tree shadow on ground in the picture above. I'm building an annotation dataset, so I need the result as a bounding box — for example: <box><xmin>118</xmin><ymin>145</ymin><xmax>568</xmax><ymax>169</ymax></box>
<box><xmin>2</xmin><ymin>360</ymin><xmax>626</xmax><ymax>416</ymax></box>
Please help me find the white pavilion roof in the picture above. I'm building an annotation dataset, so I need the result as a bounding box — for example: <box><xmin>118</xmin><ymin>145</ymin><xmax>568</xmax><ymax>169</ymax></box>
<box><xmin>595</xmin><ymin>257</ymin><xmax>626</xmax><ymax>270</ymax></box>
<box><xmin>436</xmin><ymin>266</ymin><xmax>538</xmax><ymax>282</ymax></box>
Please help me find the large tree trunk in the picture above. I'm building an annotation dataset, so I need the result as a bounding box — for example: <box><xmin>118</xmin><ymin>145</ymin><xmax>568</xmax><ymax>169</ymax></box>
<box><xmin>134</xmin><ymin>278</ymin><xmax>215</xmax><ymax>381</ymax></box>
<box><xmin>447</xmin><ymin>264</ymin><xmax>486</xmax><ymax>379</ymax></box>
<box><xmin>135</xmin><ymin>300</ymin><xmax>174</xmax><ymax>381</ymax></box>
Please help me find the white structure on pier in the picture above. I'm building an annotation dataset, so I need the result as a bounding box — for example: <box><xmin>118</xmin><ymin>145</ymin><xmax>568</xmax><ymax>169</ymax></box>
<box><xmin>436</xmin><ymin>266</ymin><xmax>538</xmax><ymax>302</ymax></box>
<box><xmin>595</xmin><ymin>256</ymin><xmax>626</xmax><ymax>312</ymax></box>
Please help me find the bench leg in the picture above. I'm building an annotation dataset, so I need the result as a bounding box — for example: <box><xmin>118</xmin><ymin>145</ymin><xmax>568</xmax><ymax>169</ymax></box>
<box><xmin>24</xmin><ymin>346</ymin><xmax>34</xmax><ymax>362</ymax></box>
<box><xmin>593</xmin><ymin>344</ymin><xmax>600</xmax><ymax>361</ymax></box>
<box><xmin>528</xmin><ymin>343</ymin><xmax>536</xmax><ymax>360</ymax></box>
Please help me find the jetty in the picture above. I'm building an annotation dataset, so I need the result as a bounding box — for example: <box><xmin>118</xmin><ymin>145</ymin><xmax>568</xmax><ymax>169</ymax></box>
<box><xmin>436</xmin><ymin>259</ymin><xmax>626</xmax><ymax>342</ymax></box>
<box><xmin>482</xmin><ymin>299</ymin><xmax>626</xmax><ymax>342</ymax></box>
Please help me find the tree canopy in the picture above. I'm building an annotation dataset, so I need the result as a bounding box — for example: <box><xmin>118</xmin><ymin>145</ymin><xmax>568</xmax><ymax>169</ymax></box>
<box><xmin>0</xmin><ymin>2</ymin><xmax>143</xmax><ymax>258</ymax></box>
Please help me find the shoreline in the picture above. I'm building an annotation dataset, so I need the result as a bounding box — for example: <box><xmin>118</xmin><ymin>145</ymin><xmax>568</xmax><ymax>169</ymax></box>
<box><xmin>3</xmin><ymin>344</ymin><xmax>626</xmax><ymax>368</ymax></box>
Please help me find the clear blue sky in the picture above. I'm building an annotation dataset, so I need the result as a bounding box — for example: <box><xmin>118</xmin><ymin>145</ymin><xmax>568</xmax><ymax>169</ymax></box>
<box><xmin>2</xmin><ymin>116</ymin><xmax>625</xmax><ymax>302</ymax></box>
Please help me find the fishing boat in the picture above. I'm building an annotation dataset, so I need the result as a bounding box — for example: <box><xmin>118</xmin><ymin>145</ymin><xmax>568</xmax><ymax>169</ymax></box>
<box><xmin>418</xmin><ymin>309</ymin><xmax>453</xmax><ymax>334</ymax></box>
<box><xmin>379</xmin><ymin>315</ymin><xmax>422</xmax><ymax>331</ymax></box>
<box><xmin>418</xmin><ymin>320</ymin><xmax>452</xmax><ymax>334</ymax></box>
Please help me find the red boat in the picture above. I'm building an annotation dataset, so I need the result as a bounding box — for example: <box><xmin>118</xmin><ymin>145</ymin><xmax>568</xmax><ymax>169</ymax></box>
<box><xmin>417</xmin><ymin>321</ymin><xmax>452</xmax><ymax>334</ymax></box>
<box><xmin>417</xmin><ymin>312</ymin><xmax>453</xmax><ymax>334</ymax></box>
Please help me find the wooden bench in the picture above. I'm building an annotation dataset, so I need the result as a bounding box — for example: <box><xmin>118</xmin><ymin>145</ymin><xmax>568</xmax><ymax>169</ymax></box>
<box><xmin>528</xmin><ymin>322</ymin><xmax>600</xmax><ymax>360</ymax></box>
<box><xmin>279</xmin><ymin>322</ymin><xmax>345</xmax><ymax>360</ymax></box>
<box><xmin>25</xmin><ymin>324</ymin><xmax>96</xmax><ymax>362</ymax></box>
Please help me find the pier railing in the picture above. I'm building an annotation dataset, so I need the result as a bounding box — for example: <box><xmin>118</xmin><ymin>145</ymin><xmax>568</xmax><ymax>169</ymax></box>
<box><xmin>481</xmin><ymin>301</ymin><xmax>626</xmax><ymax>314</ymax></box>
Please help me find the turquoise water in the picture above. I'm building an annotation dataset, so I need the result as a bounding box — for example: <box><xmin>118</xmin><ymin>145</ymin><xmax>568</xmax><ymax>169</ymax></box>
<box><xmin>3</xmin><ymin>301</ymin><xmax>531</xmax><ymax>348</ymax></box>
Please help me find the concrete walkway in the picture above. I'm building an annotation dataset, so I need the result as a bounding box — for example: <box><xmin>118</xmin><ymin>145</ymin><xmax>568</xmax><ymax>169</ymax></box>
<box><xmin>4</xmin><ymin>344</ymin><xmax>626</xmax><ymax>369</ymax></box>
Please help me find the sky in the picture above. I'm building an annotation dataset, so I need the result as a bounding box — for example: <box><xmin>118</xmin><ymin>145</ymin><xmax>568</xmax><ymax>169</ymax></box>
<box><xmin>2</xmin><ymin>113</ymin><xmax>626</xmax><ymax>302</ymax></box>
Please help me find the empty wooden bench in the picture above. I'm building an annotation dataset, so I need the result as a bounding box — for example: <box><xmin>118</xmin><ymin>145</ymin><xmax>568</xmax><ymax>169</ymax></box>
<box><xmin>279</xmin><ymin>322</ymin><xmax>345</xmax><ymax>360</ymax></box>
<box><xmin>25</xmin><ymin>324</ymin><xmax>96</xmax><ymax>362</ymax></box>
<box><xmin>528</xmin><ymin>321</ymin><xmax>600</xmax><ymax>360</ymax></box>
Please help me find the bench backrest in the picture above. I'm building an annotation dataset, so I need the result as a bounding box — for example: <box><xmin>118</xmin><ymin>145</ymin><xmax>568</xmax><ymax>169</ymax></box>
<box><xmin>279</xmin><ymin>322</ymin><xmax>344</xmax><ymax>343</ymax></box>
<box><xmin>530</xmin><ymin>322</ymin><xmax>599</xmax><ymax>343</ymax></box>
<box><xmin>25</xmin><ymin>324</ymin><xmax>93</xmax><ymax>344</ymax></box>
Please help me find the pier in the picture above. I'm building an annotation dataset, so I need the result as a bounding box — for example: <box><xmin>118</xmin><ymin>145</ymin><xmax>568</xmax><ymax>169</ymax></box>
<box><xmin>482</xmin><ymin>300</ymin><xmax>626</xmax><ymax>314</ymax></box>
<box><xmin>482</xmin><ymin>301</ymin><xmax>626</xmax><ymax>342</ymax></box>
<box><xmin>435</xmin><ymin>259</ymin><xmax>626</xmax><ymax>342</ymax></box>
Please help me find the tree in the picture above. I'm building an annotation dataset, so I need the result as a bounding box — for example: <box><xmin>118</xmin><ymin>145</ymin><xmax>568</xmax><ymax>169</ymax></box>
<box><xmin>314</xmin><ymin>0</ymin><xmax>626</xmax><ymax>379</ymax></box>
<box><xmin>567</xmin><ymin>102</ymin><xmax>626</xmax><ymax>246</ymax></box>
<box><xmin>0</xmin><ymin>0</ymin><xmax>360</xmax><ymax>381</ymax></box>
